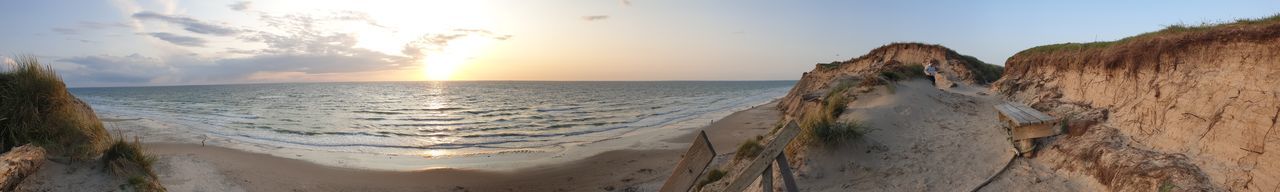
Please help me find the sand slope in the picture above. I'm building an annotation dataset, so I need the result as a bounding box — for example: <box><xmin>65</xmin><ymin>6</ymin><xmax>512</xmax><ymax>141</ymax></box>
<box><xmin>773</xmin><ymin>79</ymin><xmax>1102</xmax><ymax>192</ymax></box>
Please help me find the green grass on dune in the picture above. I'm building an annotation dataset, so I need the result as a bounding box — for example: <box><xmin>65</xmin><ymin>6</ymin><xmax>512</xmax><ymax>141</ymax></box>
<box><xmin>798</xmin><ymin>82</ymin><xmax>867</xmax><ymax>146</ymax></box>
<box><xmin>105</xmin><ymin>137</ymin><xmax>165</xmax><ymax>192</ymax></box>
<box><xmin>0</xmin><ymin>55</ymin><xmax>112</xmax><ymax>160</ymax></box>
<box><xmin>1020</xmin><ymin>13</ymin><xmax>1280</xmax><ymax>54</ymax></box>
<box><xmin>695</xmin><ymin>169</ymin><xmax>727</xmax><ymax>191</ymax></box>
<box><xmin>2</xmin><ymin>56</ymin><xmax>165</xmax><ymax>190</ymax></box>
<box><xmin>734</xmin><ymin>137</ymin><xmax>763</xmax><ymax>160</ymax></box>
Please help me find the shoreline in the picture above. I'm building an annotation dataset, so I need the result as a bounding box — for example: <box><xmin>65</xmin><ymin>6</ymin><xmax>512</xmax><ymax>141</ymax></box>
<box><xmin>144</xmin><ymin>100</ymin><xmax>784</xmax><ymax>191</ymax></box>
<box><xmin>97</xmin><ymin>89</ymin><xmax>790</xmax><ymax>171</ymax></box>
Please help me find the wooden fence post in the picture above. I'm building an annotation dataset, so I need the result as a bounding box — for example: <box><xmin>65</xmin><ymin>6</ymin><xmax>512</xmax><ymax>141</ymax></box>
<box><xmin>659</xmin><ymin>131</ymin><xmax>717</xmax><ymax>192</ymax></box>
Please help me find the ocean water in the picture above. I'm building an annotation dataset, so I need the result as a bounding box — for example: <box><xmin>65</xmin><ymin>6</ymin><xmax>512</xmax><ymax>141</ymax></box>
<box><xmin>70</xmin><ymin>81</ymin><xmax>794</xmax><ymax>163</ymax></box>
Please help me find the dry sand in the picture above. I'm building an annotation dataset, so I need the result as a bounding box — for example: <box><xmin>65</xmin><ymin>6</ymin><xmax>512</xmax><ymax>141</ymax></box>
<box><xmin>115</xmin><ymin>101</ymin><xmax>782</xmax><ymax>191</ymax></box>
<box><xmin>748</xmin><ymin>79</ymin><xmax>1103</xmax><ymax>192</ymax></box>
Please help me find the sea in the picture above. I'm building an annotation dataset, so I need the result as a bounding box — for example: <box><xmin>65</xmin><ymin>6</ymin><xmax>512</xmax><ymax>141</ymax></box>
<box><xmin>69</xmin><ymin>81</ymin><xmax>795</xmax><ymax>170</ymax></box>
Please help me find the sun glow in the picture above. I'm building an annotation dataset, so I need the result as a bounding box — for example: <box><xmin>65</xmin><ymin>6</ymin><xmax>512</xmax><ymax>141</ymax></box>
<box><xmin>423</xmin><ymin>35</ymin><xmax>494</xmax><ymax>80</ymax></box>
<box><xmin>273</xmin><ymin>1</ymin><xmax>498</xmax><ymax>81</ymax></box>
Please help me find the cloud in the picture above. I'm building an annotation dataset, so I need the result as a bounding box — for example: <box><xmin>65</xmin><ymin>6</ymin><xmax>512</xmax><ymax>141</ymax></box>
<box><xmin>145</xmin><ymin>32</ymin><xmax>207</xmax><ymax>47</ymax></box>
<box><xmin>621</xmin><ymin>0</ymin><xmax>631</xmax><ymax>6</ymax></box>
<box><xmin>132</xmin><ymin>11</ymin><xmax>239</xmax><ymax>36</ymax></box>
<box><xmin>57</xmin><ymin>54</ymin><xmax>173</xmax><ymax>84</ymax></box>
<box><xmin>66</xmin><ymin>38</ymin><xmax>98</xmax><ymax>44</ymax></box>
<box><xmin>79</xmin><ymin>21</ymin><xmax>129</xmax><ymax>29</ymax></box>
<box><xmin>582</xmin><ymin>15</ymin><xmax>610</xmax><ymax>21</ymax></box>
<box><xmin>228</xmin><ymin>1</ymin><xmax>251</xmax><ymax>11</ymax></box>
<box><xmin>51</xmin><ymin>28</ymin><xmax>80</xmax><ymax>35</ymax></box>
<box><xmin>168</xmin><ymin>12</ymin><xmax>418</xmax><ymax>81</ymax></box>
<box><xmin>73</xmin><ymin>6</ymin><xmax>514</xmax><ymax>85</ymax></box>
<box><xmin>50</xmin><ymin>21</ymin><xmax>130</xmax><ymax>35</ymax></box>
<box><xmin>330</xmin><ymin>11</ymin><xmax>386</xmax><ymax>28</ymax></box>
<box><xmin>402</xmin><ymin>29</ymin><xmax>512</xmax><ymax>58</ymax></box>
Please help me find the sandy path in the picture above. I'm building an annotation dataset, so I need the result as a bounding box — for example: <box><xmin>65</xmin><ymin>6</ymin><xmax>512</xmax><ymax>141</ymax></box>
<box><xmin>773</xmin><ymin>79</ymin><xmax>1099</xmax><ymax>192</ymax></box>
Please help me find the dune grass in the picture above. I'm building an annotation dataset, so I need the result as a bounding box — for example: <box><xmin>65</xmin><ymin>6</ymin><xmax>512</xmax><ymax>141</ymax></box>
<box><xmin>0</xmin><ymin>55</ymin><xmax>111</xmax><ymax>159</ymax></box>
<box><xmin>816</xmin><ymin>61</ymin><xmax>843</xmax><ymax>70</ymax></box>
<box><xmin>959</xmin><ymin>55</ymin><xmax>1004</xmax><ymax>83</ymax></box>
<box><xmin>104</xmin><ymin>137</ymin><xmax>156</xmax><ymax>177</ymax></box>
<box><xmin>798</xmin><ymin>82</ymin><xmax>867</xmax><ymax>146</ymax></box>
<box><xmin>1020</xmin><ymin>13</ymin><xmax>1280</xmax><ymax>54</ymax></box>
<box><xmin>734</xmin><ymin>137</ymin><xmax>763</xmax><ymax>160</ymax></box>
<box><xmin>878</xmin><ymin>63</ymin><xmax>931</xmax><ymax>82</ymax></box>
<box><xmin>696</xmin><ymin>169</ymin><xmax>727</xmax><ymax>191</ymax></box>
<box><xmin>105</xmin><ymin>137</ymin><xmax>164</xmax><ymax>192</ymax></box>
<box><xmin>3</xmin><ymin>56</ymin><xmax>164</xmax><ymax>191</ymax></box>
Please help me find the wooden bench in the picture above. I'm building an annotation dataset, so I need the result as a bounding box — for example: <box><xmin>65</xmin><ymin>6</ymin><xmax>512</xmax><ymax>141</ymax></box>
<box><xmin>994</xmin><ymin>102</ymin><xmax>1060</xmax><ymax>157</ymax></box>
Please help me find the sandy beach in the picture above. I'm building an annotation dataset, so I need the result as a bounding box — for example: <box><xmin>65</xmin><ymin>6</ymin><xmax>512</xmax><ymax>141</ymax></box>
<box><xmin>132</xmin><ymin>101</ymin><xmax>784</xmax><ymax>191</ymax></box>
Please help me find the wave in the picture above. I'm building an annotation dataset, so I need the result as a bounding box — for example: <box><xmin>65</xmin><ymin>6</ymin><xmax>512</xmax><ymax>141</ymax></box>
<box><xmin>391</xmin><ymin>107</ymin><xmax>466</xmax><ymax>112</ymax></box>
<box><xmin>352</xmin><ymin>110</ymin><xmax>404</xmax><ymax>115</ymax></box>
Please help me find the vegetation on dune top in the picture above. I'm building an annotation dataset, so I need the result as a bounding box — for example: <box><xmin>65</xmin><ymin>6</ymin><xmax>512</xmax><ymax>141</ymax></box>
<box><xmin>820</xmin><ymin>42</ymin><xmax>1004</xmax><ymax>84</ymax></box>
<box><xmin>2</xmin><ymin>56</ymin><xmax>166</xmax><ymax>191</ymax></box>
<box><xmin>105</xmin><ymin>137</ymin><xmax>165</xmax><ymax>192</ymax></box>
<box><xmin>798</xmin><ymin>81</ymin><xmax>866</xmax><ymax>146</ymax></box>
<box><xmin>0</xmin><ymin>55</ymin><xmax>112</xmax><ymax>160</ymax></box>
<box><xmin>734</xmin><ymin>136</ymin><xmax>763</xmax><ymax>160</ymax></box>
<box><xmin>1019</xmin><ymin>13</ymin><xmax>1280</xmax><ymax>54</ymax></box>
<box><xmin>695</xmin><ymin>169</ymin><xmax>727</xmax><ymax>191</ymax></box>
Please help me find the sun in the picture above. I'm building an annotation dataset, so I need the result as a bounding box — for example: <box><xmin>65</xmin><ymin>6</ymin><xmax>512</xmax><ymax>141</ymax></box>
<box><xmin>423</xmin><ymin>35</ymin><xmax>494</xmax><ymax>81</ymax></box>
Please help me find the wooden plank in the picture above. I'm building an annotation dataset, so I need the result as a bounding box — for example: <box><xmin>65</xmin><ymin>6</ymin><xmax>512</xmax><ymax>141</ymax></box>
<box><xmin>1010</xmin><ymin>103</ymin><xmax>1055</xmax><ymax>123</ymax></box>
<box><xmin>1002</xmin><ymin>103</ymin><xmax>1051</xmax><ymax>125</ymax></box>
<box><xmin>659</xmin><ymin>131</ymin><xmax>718</xmax><ymax>192</ymax></box>
<box><xmin>761</xmin><ymin>165</ymin><xmax>773</xmax><ymax>191</ymax></box>
<box><xmin>997</xmin><ymin>103</ymin><xmax>1032</xmax><ymax>125</ymax></box>
<box><xmin>723</xmin><ymin>121</ymin><xmax>802</xmax><ymax>192</ymax></box>
<box><xmin>1010</xmin><ymin>105</ymin><xmax>1045</xmax><ymax>124</ymax></box>
<box><xmin>775</xmin><ymin>153</ymin><xmax>799</xmax><ymax>192</ymax></box>
<box><xmin>993</xmin><ymin>105</ymin><xmax>1017</xmax><ymax>127</ymax></box>
<box><xmin>996</xmin><ymin>104</ymin><xmax>1035</xmax><ymax>126</ymax></box>
<box><xmin>1013</xmin><ymin>123</ymin><xmax>1058</xmax><ymax>140</ymax></box>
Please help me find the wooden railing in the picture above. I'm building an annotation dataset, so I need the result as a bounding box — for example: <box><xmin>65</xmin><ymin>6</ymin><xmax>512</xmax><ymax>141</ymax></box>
<box><xmin>661</xmin><ymin>120</ymin><xmax>801</xmax><ymax>192</ymax></box>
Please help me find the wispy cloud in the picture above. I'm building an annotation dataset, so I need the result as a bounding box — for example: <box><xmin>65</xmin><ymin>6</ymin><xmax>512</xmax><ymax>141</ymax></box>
<box><xmin>51</xmin><ymin>28</ymin><xmax>80</xmax><ymax>35</ymax></box>
<box><xmin>582</xmin><ymin>15</ymin><xmax>610</xmax><ymax>21</ymax></box>
<box><xmin>132</xmin><ymin>12</ymin><xmax>239</xmax><ymax>36</ymax></box>
<box><xmin>621</xmin><ymin>0</ymin><xmax>632</xmax><ymax>6</ymax></box>
<box><xmin>330</xmin><ymin>11</ymin><xmax>386</xmax><ymax>28</ymax></box>
<box><xmin>67</xmin><ymin>5</ymin><xmax>513</xmax><ymax>85</ymax></box>
<box><xmin>145</xmin><ymin>32</ymin><xmax>207</xmax><ymax>47</ymax></box>
<box><xmin>57</xmin><ymin>54</ymin><xmax>172</xmax><ymax>84</ymax></box>
<box><xmin>50</xmin><ymin>21</ymin><xmax>129</xmax><ymax>35</ymax></box>
<box><xmin>228</xmin><ymin>1</ymin><xmax>251</xmax><ymax>11</ymax></box>
<box><xmin>402</xmin><ymin>29</ymin><xmax>512</xmax><ymax>59</ymax></box>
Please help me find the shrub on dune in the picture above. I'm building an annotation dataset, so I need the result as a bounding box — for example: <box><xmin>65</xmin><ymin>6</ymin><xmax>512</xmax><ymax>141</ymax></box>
<box><xmin>0</xmin><ymin>56</ymin><xmax>111</xmax><ymax>160</ymax></box>
<box><xmin>734</xmin><ymin>137</ymin><xmax>763</xmax><ymax>160</ymax></box>
<box><xmin>696</xmin><ymin>169</ymin><xmax>727</xmax><ymax>191</ymax></box>
<box><xmin>797</xmin><ymin>85</ymin><xmax>867</xmax><ymax>146</ymax></box>
<box><xmin>104</xmin><ymin>137</ymin><xmax>164</xmax><ymax>192</ymax></box>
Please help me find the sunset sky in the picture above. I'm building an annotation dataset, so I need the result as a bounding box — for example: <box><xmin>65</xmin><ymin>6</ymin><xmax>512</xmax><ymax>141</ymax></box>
<box><xmin>3</xmin><ymin>0</ymin><xmax>1279</xmax><ymax>87</ymax></box>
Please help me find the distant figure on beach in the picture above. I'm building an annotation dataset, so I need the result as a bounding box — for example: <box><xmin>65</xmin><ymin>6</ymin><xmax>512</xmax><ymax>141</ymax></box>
<box><xmin>924</xmin><ymin>60</ymin><xmax>939</xmax><ymax>86</ymax></box>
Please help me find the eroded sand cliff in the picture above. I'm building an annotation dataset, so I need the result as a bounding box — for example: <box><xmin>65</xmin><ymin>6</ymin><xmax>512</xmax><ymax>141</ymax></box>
<box><xmin>994</xmin><ymin>18</ymin><xmax>1280</xmax><ymax>191</ymax></box>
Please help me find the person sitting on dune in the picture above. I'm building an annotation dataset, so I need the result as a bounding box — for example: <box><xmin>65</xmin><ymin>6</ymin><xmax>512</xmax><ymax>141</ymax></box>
<box><xmin>924</xmin><ymin>60</ymin><xmax>939</xmax><ymax>86</ymax></box>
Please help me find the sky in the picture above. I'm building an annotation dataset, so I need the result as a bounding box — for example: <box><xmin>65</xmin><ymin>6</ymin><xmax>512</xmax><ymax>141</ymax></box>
<box><xmin>2</xmin><ymin>1</ymin><xmax>1279</xmax><ymax>87</ymax></box>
